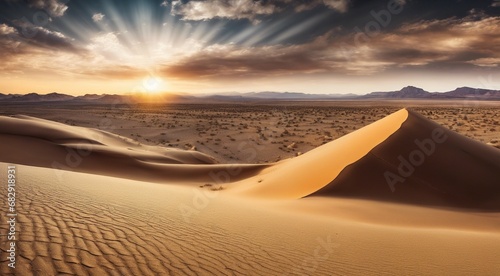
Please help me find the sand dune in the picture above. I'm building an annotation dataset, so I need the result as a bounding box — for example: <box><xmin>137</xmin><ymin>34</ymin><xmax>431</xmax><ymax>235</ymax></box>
<box><xmin>0</xmin><ymin>115</ymin><xmax>267</xmax><ymax>184</ymax></box>
<box><xmin>229</xmin><ymin>109</ymin><xmax>500</xmax><ymax>211</ymax></box>
<box><xmin>2</xmin><ymin>110</ymin><xmax>499</xmax><ymax>209</ymax></box>
<box><xmin>310</xmin><ymin>110</ymin><xmax>500</xmax><ymax>210</ymax></box>
<box><xmin>228</xmin><ymin>109</ymin><xmax>408</xmax><ymax>199</ymax></box>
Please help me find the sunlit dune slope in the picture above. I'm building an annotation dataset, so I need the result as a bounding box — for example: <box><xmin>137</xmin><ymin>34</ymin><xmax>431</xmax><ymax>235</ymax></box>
<box><xmin>229</xmin><ymin>109</ymin><xmax>409</xmax><ymax>198</ymax></box>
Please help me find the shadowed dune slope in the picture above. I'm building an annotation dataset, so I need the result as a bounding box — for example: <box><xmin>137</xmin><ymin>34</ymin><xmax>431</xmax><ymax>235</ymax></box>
<box><xmin>0</xmin><ymin>115</ymin><xmax>267</xmax><ymax>183</ymax></box>
<box><xmin>310</xmin><ymin>110</ymin><xmax>500</xmax><ymax>210</ymax></box>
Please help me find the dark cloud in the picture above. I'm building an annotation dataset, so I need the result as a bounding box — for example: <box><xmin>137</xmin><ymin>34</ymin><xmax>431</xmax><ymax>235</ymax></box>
<box><xmin>27</xmin><ymin>0</ymin><xmax>69</xmax><ymax>17</ymax></box>
<box><xmin>294</xmin><ymin>0</ymin><xmax>351</xmax><ymax>13</ymax></box>
<box><xmin>160</xmin><ymin>15</ymin><xmax>500</xmax><ymax>79</ymax></box>
<box><xmin>10</xmin><ymin>19</ymin><xmax>80</xmax><ymax>52</ymax></box>
<box><xmin>162</xmin><ymin>48</ymin><xmax>331</xmax><ymax>78</ymax></box>
<box><xmin>372</xmin><ymin>49</ymin><xmax>442</xmax><ymax>64</ymax></box>
<box><xmin>4</xmin><ymin>0</ymin><xmax>70</xmax><ymax>17</ymax></box>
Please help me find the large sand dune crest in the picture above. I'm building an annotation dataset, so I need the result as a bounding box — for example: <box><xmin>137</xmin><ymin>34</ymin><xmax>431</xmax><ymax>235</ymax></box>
<box><xmin>310</xmin><ymin>110</ymin><xmax>500</xmax><ymax>210</ymax></box>
<box><xmin>228</xmin><ymin>109</ymin><xmax>409</xmax><ymax>199</ymax></box>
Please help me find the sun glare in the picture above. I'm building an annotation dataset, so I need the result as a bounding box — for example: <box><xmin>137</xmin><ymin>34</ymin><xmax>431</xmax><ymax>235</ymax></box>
<box><xmin>142</xmin><ymin>76</ymin><xmax>164</xmax><ymax>93</ymax></box>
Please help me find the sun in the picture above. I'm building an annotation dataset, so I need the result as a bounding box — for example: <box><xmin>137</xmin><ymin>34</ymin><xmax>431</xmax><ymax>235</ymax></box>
<box><xmin>142</xmin><ymin>76</ymin><xmax>164</xmax><ymax>93</ymax></box>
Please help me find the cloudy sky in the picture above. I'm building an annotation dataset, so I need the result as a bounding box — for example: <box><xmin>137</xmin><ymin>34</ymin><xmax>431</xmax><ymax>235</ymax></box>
<box><xmin>1</xmin><ymin>0</ymin><xmax>500</xmax><ymax>95</ymax></box>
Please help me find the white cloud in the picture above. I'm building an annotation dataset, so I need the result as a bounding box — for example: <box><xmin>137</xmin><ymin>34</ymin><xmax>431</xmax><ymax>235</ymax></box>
<box><xmin>88</xmin><ymin>33</ymin><xmax>123</xmax><ymax>52</ymax></box>
<box><xmin>0</xmin><ymin>23</ymin><xmax>17</xmax><ymax>35</ymax></box>
<box><xmin>322</xmin><ymin>0</ymin><xmax>350</xmax><ymax>13</ymax></box>
<box><xmin>0</xmin><ymin>24</ymin><xmax>22</xmax><ymax>57</ymax></box>
<box><xmin>467</xmin><ymin>58</ymin><xmax>500</xmax><ymax>67</ymax></box>
<box><xmin>92</xmin><ymin>13</ymin><xmax>105</xmax><ymax>22</ymax></box>
<box><xmin>171</xmin><ymin>0</ymin><xmax>278</xmax><ymax>22</ymax></box>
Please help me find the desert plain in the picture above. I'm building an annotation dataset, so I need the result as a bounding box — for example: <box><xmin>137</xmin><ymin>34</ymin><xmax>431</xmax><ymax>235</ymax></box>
<box><xmin>0</xmin><ymin>100</ymin><xmax>499</xmax><ymax>275</ymax></box>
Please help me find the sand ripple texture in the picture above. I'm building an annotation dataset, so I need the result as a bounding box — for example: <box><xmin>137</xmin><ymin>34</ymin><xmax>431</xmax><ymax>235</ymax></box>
<box><xmin>0</xmin><ymin>165</ymin><xmax>336</xmax><ymax>276</ymax></box>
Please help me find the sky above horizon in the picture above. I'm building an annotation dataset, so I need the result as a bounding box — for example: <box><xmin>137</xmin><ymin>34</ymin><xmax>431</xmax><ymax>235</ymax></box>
<box><xmin>1</xmin><ymin>0</ymin><xmax>500</xmax><ymax>95</ymax></box>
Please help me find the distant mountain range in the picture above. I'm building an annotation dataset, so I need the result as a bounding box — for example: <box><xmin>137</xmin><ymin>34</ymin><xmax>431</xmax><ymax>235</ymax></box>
<box><xmin>0</xmin><ymin>92</ymin><xmax>74</xmax><ymax>102</ymax></box>
<box><xmin>362</xmin><ymin>86</ymin><xmax>500</xmax><ymax>99</ymax></box>
<box><xmin>1</xmin><ymin>86</ymin><xmax>499</xmax><ymax>104</ymax></box>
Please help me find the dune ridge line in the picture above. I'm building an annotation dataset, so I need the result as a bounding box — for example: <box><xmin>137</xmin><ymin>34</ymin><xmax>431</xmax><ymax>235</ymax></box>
<box><xmin>228</xmin><ymin>109</ymin><xmax>409</xmax><ymax>199</ymax></box>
